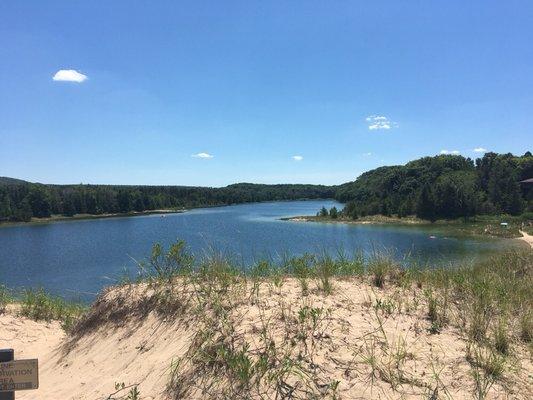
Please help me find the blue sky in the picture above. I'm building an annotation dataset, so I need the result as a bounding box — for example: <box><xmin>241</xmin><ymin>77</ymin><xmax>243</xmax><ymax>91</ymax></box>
<box><xmin>0</xmin><ymin>1</ymin><xmax>532</xmax><ymax>186</ymax></box>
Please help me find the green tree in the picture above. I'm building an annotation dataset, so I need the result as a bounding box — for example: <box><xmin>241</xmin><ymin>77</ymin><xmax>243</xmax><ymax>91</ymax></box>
<box><xmin>0</xmin><ymin>193</ymin><xmax>12</xmax><ymax>220</ymax></box>
<box><xmin>487</xmin><ymin>157</ymin><xmax>524</xmax><ymax>215</ymax></box>
<box><xmin>117</xmin><ymin>190</ymin><xmax>131</xmax><ymax>213</ymax></box>
<box><xmin>343</xmin><ymin>201</ymin><xmax>358</xmax><ymax>220</ymax></box>
<box><xmin>416</xmin><ymin>185</ymin><xmax>437</xmax><ymax>222</ymax></box>
<box><xmin>15</xmin><ymin>198</ymin><xmax>33</xmax><ymax>222</ymax></box>
<box><xmin>27</xmin><ymin>187</ymin><xmax>51</xmax><ymax>218</ymax></box>
<box><xmin>62</xmin><ymin>196</ymin><xmax>77</xmax><ymax>217</ymax></box>
<box><xmin>319</xmin><ymin>206</ymin><xmax>328</xmax><ymax>217</ymax></box>
<box><xmin>329</xmin><ymin>206</ymin><xmax>338</xmax><ymax>219</ymax></box>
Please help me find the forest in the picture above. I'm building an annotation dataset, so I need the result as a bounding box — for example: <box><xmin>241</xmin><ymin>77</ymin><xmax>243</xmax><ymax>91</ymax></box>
<box><xmin>0</xmin><ymin>180</ymin><xmax>335</xmax><ymax>222</ymax></box>
<box><xmin>1</xmin><ymin>152</ymin><xmax>532</xmax><ymax>223</ymax></box>
<box><xmin>337</xmin><ymin>152</ymin><xmax>533</xmax><ymax>221</ymax></box>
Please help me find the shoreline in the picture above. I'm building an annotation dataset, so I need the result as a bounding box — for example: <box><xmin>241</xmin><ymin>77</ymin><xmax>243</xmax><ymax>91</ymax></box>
<box><xmin>281</xmin><ymin>214</ymin><xmax>533</xmax><ymax>242</ymax></box>
<box><xmin>0</xmin><ymin>208</ymin><xmax>186</xmax><ymax>228</ymax></box>
<box><xmin>0</xmin><ymin>198</ymin><xmax>338</xmax><ymax>228</ymax></box>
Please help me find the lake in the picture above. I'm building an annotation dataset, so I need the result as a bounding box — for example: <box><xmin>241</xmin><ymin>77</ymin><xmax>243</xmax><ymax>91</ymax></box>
<box><xmin>0</xmin><ymin>200</ymin><xmax>512</xmax><ymax>301</ymax></box>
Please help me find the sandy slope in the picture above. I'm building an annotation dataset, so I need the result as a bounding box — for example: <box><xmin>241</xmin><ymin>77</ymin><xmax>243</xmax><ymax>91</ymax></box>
<box><xmin>2</xmin><ymin>279</ymin><xmax>532</xmax><ymax>399</ymax></box>
<box><xmin>0</xmin><ymin>308</ymin><xmax>64</xmax><ymax>362</ymax></box>
<box><xmin>519</xmin><ymin>230</ymin><xmax>533</xmax><ymax>249</ymax></box>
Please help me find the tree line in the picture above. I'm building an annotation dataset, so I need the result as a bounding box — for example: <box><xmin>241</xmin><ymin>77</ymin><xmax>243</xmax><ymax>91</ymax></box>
<box><xmin>1</xmin><ymin>152</ymin><xmax>532</xmax><ymax>223</ymax></box>
<box><xmin>336</xmin><ymin>152</ymin><xmax>533</xmax><ymax>221</ymax></box>
<box><xmin>0</xmin><ymin>181</ymin><xmax>336</xmax><ymax>222</ymax></box>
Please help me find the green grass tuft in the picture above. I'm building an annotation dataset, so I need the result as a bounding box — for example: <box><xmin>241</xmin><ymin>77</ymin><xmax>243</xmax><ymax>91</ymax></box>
<box><xmin>19</xmin><ymin>288</ymin><xmax>86</xmax><ymax>331</ymax></box>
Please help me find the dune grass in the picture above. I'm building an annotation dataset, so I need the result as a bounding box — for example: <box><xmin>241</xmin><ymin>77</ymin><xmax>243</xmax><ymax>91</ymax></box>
<box><xmin>108</xmin><ymin>240</ymin><xmax>531</xmax><ymax>399</ymax></box>
<box><xmin>0</xmin><ymin>285</ymin><xmax>13</xmax><ymax>313</ymax></box>
<box><xmin>117</xmin><ymin>240</ymin><xmax>533</xmax><ymax>356</ymax></box>
<box><xmin>18</xmin><ymin>288</ymin><xmax>87</xmax><ymax>331</ymax></box>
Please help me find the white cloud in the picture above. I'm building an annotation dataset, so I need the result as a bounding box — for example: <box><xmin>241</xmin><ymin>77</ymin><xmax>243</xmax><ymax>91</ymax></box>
<box><xmin>362</xmin><ymin>152</ymin><xmax>372</xmax><ymax>156</ymax></box>
<box><xmin>191</xmin><ymin>152</ymin><xmax>214</xmax><ymax>159</ymax></box>
<box><xmin>52</xmin><ymin>69</ymin><xmax>88</xmax><ymax>83</ymax></box>
<box><xmin>292</xmin><ymin>155</ymin><xmax>303</xmax><ymax>161</ymax></box>
<box><xmin>366</xmin><ymin>115</ymin><xmax>397</xmax><ymax>130</ymax></box>
<box><xmin>473</xmin><ymin>147</ymin><xmax>488</xmax><ymax>153</ymax></box>
<box><xmin>440</xmin><ymin>149</ymin><xmax>460</xmax><ymax>155</ymax></box>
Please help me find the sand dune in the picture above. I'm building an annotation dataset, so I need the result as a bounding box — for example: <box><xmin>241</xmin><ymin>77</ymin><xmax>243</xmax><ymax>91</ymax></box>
<box><xmin>2</xmin><ymin>278</ymin><xmax>532</xmax><ymax>399</ymax></box>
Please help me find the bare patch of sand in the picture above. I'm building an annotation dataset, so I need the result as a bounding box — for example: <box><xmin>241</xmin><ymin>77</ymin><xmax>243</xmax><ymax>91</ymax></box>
<box><xmin>519</xmin><ymin>230</ymin><xmax>533</xmax><ymax>249</ymax></box>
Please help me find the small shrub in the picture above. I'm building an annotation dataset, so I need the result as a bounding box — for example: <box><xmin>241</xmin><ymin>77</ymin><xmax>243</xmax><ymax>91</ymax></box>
<box><xmin>374</xmin><ymin>297</ymin><xmax>396</xmax><ymax>316</ymax></box>
<box><xmin>425</xmin><ymin>289</ymin><xmax>447</xmax><ymax>334</ymax></box>
<box><xmin>467</xmin><ymin>343</ymin><xmax>506</xmax><ymax>399</ymax></box>
<box><xmin>141</xmin><ymin>240</ymin><xmax>193</xmax><ymax>283</ymax></box>
<box><xmin>250</xmin><ymin>260</ymin><xmax>272</xmax><ymax>278</ymax></box>
<box><xmin>493</xmin><ymin>319</ymin><xmax>510</xmax><ymax>355</ymax></box>
<box><xmin>316</xmin><ymin>255</ymin><xmax>336</xmax><ymax>294</ymax></box>
<box><xmin>368</xmin><ymin>254</ymin><xmax>395</xmax><ymax>288</ymax></box>
<box><xmin>336</xmin><ymin>251</ymin><xmax>364</xmax><ymax>276</ymax></box>
<box><xmin>290</xmin><ymin>254</ymin><xmax>314</xmax><ymax>295</ymax></box>
<box><xmin>519</xmin><ymin>311</ymin><xmax>532</xmax><ymax>343</ymax></box>
<box><xmin>468</xmin><ymin>310</ymin><xmax>490</xmax><ymax>343</ymax></box>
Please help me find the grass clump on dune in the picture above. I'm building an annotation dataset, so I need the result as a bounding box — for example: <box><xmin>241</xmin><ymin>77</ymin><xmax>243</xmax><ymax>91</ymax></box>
<box><xmin>419</xmin><ymin>250</ymin><xmax>532</xmax><ymax>345</ymax></box>
<box><xmin>0</xmin><ymin>285</ymin><xmax>13</xmax><ymax>313</ymax></box>
<box><xmin>19</xmin><ymin>288</ymin><xmax>87</xmax><ymax>331</ymax></box>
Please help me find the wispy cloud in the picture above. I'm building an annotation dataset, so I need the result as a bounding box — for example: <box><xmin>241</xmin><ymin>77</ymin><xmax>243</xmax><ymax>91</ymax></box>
<box><xmin>362</xmin><ymin>152</ymin><xmax>372</xmax><ymax>156</ymax></box>
<box><xmin>473</xmin><ymin>147</ymin><xmax>488</xmax><ymax>153</ymax></box>
<box><xmin>191</xmin><ymin>152</ymin><xmax>214</xmax><ymax>159</ymax></box>
<box><xmin>366</xmin><ymin>115</ymin><xmax>397</xmax><ymax>130</ymax></box>
<box><xmin>440</xmin><ymin>149</ymin><xmax>460</xmax><ymax>155</ymax></box>
<box><xmin>292</xmin><ymin>155</ymin><xmax>303</xmax><ymax>161</ymax></box>
<box><xmin>52</xmin><ymin>69</ymin><xmax>88</xmax><ymax>83</ymax></box>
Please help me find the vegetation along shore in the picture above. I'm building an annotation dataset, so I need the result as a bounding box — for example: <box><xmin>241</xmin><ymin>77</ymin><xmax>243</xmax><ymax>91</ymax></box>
<box><xmin>1</xmin><ymin>241</ymin><xmax>531</xmax><ymax>399</ymax></box>
<box><xmin>0</xmin><ymin>208</ymin><xmax>185</xmax><ymax>227</ymax></box>
<box><xmin>283</xmin><ymin>213</ymin><xmax>533</xmax><ymax>243</ymax></box>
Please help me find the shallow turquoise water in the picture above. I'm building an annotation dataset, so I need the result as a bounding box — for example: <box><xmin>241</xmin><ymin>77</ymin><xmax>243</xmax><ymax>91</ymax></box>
<box><xmin>0</xmin><ymin>200</ymin><xmax>512</xmax><ymax>301</ymax></box>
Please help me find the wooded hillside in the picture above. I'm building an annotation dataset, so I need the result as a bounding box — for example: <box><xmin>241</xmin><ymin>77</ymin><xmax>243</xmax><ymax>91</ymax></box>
<box><xmin>336</xmin><ymin>152</ymin><xmax>533</xmax><ymax>220</ymax></box>
<box><xmin>0</xmin><ymin>181</ymin><xmax>335</xmax><ymax>222</ymax></box>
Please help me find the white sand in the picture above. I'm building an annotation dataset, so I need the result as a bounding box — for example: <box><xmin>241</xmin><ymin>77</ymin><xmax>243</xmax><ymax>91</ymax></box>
<box><xmin>2</xmin><ymin>279</ymin><xmax>531</xmax><ymax>399</ymax></box>
<box><xmin>519</xmin><ymin>230</ymin><xmax>533</xmax><ymax>249</ymax></box>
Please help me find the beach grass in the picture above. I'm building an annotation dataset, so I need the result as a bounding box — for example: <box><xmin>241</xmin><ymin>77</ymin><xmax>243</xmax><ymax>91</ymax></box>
<box><xmin>19</xmin><ymin>288</ymin><xmax>87</xmax><ymax>331</ymax></box>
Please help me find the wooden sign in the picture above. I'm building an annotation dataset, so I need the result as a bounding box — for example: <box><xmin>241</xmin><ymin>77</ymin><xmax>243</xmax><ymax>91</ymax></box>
<box><xmin>0</xmin><ymin>359</ymin><xmax>39</xmax><ymax>392</ymax></box>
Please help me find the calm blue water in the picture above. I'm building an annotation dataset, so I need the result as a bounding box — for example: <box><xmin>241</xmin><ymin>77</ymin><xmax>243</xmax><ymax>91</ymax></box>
<box><xmin>0</xmin><ymin>200</ymin><xmax>511</xmax><ymax>301</ymax></box>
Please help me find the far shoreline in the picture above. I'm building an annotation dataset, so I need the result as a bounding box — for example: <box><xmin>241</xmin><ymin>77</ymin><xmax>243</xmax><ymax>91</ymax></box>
<box><xmin>0</xmin><ymin>209</ymin><xmax>186</xmax><ymax>228</ymax></box>
<box><xmin>0</xmin><ymin>198</ymin><xmax>339</xmax><ymax>228</ymax></box>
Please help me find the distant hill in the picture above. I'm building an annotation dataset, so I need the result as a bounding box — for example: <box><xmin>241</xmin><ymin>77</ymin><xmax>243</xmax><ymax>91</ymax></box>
<box><xmin>0</xmin><ymin>176</ymin><xmax>30</xmax><ymax>185</ymax></box>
